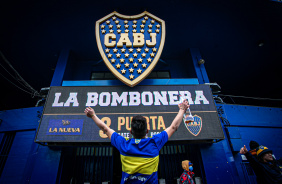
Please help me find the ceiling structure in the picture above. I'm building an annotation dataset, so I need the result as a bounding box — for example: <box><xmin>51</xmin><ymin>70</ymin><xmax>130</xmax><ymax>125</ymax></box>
<box><xmin>0</xmin><ymin>0</ymin><xmax>282</xmax><ymax>111</ymax></box>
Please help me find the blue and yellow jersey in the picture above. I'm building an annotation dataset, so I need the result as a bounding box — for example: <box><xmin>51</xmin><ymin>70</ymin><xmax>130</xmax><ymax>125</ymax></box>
<box><xmin>111</xmin><ymin>131</ymin><xmax>168</xmax><ymax>184</ymax></box>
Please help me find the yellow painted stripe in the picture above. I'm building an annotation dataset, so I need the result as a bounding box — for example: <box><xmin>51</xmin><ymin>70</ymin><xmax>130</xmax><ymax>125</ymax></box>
<box><xmin>257</xmin><ymin>148</ymin><xmax>264</xmax><ymax>155</ymax></box>
<box><xmin>120</xmin><ymin>155</ymin><xmax>159</xmax><ymax>175</ymax></box>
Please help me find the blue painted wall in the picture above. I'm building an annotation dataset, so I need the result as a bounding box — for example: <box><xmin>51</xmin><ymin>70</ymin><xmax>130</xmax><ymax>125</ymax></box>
<box><xmin>0</xmin><ymin>107</ymin><xmax>61</xmax><ymax>184</ymax></box>
<box><xmin>218</xmin><ymin>104</ymin><xmax>282</xmax><ymax>184</ymax></box>
<box><xmin>1</xmin><ymin>48</ymin><xmax>282</xmax><ymax>184</ymax></box>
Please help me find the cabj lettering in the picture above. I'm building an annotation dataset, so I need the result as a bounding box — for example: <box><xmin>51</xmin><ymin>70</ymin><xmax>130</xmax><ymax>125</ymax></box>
<box><xmin>104</xmin><ymin>33</ymin><xmax>156</xmax><ymax>48</ymax></box>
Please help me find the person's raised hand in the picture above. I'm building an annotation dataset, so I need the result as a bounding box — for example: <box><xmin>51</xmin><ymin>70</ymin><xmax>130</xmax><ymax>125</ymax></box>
<box><xmin>178</xmin><ymin>99</ymin><xmax>189</xmax><ymax>112</ymax></box>
<box><xmin>84</xmin><ymin>107</ymin><xmax>95</xmax><ymax>118</ymax></box>
<box><xmin>240</xmin><ymin>145</ymin><xmax>248</xmax><ymax>154</ymax></box>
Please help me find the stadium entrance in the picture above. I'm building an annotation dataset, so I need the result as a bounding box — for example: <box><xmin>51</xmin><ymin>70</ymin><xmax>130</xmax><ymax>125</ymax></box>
<box><xmin>58</xmin><ymin>143</ymin><xmax>205</xmax><ymax>184</ymax></box>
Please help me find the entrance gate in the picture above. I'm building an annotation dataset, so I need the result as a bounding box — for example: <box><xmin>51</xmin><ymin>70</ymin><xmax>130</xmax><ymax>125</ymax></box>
<box><xmin>58</xmin><ymin>144</ymin><xmax>205</xmax><ymax>184</ymax></box>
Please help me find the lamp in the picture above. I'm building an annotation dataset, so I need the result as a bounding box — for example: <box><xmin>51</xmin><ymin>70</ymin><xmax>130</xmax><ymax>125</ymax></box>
<box><xmin>198</xmin><ymin>59</ymin><xmax>205</xmax><ymax>65</ymax></box>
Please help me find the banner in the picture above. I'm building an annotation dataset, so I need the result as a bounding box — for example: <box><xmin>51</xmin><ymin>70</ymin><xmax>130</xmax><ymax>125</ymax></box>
<box><xmin>35</xmin><ymin>85</ymin><xmax>224</xmax><ymax>143</ymax></box>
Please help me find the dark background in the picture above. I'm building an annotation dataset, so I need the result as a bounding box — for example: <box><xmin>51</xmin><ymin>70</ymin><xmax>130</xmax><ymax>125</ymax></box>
<box><xmin>1</xmin><ymin>0</ymin><xmax>282</xmax><ymax>111</ymax></box>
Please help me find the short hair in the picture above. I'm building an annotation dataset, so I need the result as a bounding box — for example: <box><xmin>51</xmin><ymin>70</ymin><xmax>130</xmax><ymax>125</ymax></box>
<box><xmin>131</xmin><ymin>115</ymin><xmax>147</xmax><ymax>139</ymax></box>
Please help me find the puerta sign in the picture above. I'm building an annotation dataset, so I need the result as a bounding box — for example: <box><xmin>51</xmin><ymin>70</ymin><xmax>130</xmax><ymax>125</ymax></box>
<box><xmin>96</xmin><ymin>11</ymin><xmax>165</xmax><ymax>87</ymax></box>
<box><xmin>35</xmin><ymin>85</ymin><xmax>224</xmax><ymax>144</ymax></box>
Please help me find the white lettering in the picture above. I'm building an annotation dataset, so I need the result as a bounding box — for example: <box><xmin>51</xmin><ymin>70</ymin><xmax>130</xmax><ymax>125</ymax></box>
<box><xmin>194</xmin><ymin>90</ymin><xmax>209</xmax><ymax>104</ymax></box>
<box><xmin>99</xmin><ymin>92</ymin><xmax>111</xmax><ymax>106</ymax></box>
<box><xmin>86</xmin><ymin>92</ymin><xmax>98</xmax><ymax>106</ymax></box>
<box><xmin>141</xmin><ymin>91</ymin><xmax>153</xmax><ymax>106</ymax></box>
<box><xmin>168</xmin><ymin>91</ymin><xmax>179</xmax><ymax>105</ymax></box>
<box><xmin>153</xmin><ymin>91</ymin><xmax>168</xmax><ymax>105</ymax></box>
<box><xmin>64</xmin><ymin>93</ymin><xmax>79</xmax><ymax>107</ymax></box>
<box><xmin>52</xmin><ymin>93</ymin><xmax>64</xmax><ymax>107</ymax></box>
<box><xmin>129</xmin><ymin>92</ymin><xmax>140</xmax><ymax>106</ymax></box>
<box><xmin>52</xmin><ymin>90</ymin><xmax>210</xmax><ymax>107</ymax></box>
<box><xmin>179</xmin><ymin>91</ymin><xmax>194</xmax><ymax>105</ymax></box>
<box><xmin>111</xmin><ymin>92</ymin><xmax>128</xmax><ymax>106</ymax></box>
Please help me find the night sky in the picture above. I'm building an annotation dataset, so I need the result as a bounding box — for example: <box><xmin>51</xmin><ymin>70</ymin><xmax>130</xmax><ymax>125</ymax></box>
<box><xmin>0</xmin><ymin>0</ymin><xmax>282</xmax><ymax>111</ymax></box>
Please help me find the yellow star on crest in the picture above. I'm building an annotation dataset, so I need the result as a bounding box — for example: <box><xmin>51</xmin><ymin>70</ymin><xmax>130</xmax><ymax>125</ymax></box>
<box><xmin>109</xmin><ymin>25</ymin><xmax>113</xmax><ymax>29</ymax></box>
<box><xmin>117</xmin><ymin>30</ymin><xmax>121</xmax><ymax>34</ymax></box>
<box><xmin>102</xmin><ymin>30</ymin><xmax>106</xmax><ymax>34</ymax></box>
<box><xmin>133</xmin><ymin>53</ymin><xmax>138</xmax><ymax>58</ymax></box>
<box><xmin>125</xmin><ymin>29</ymin><xmax>129</xmax><ymax>33</ymax></box>
<box><xmin>132</xmin><ymin>29</ymin><xmax>137</xmax><ymax>33</ymax></box>
<box><xmin>124</xmin><ymin>63</ymin><xmax>130</xmax><ymax>68</ymax></box>
<box><xmin>106</xmin><ymin>20</ymin><xmax>110</xmax><ymax>24</ymax></box>
<box><xmin>129</xmin><ymin>74</ymin><xmax>134</xmax><ymax>79</ymax></box>
<box><xmin>117</xmin><ymin>24</ymin><xmax>121</xmax><ymax>29</ymax></box>
<box><xmin>144</xmin><ymin>16</ymin><xmax>148</xmax><ymax>20</ymax></box>
<box><xmin>124</xmin><ymin>25</ymin><xmax>129</xmax><ymax>28</ymax></box>
<box><xmin>137</xmin><ymin>69</ymin><xmax>142</xmax><ymax>74</ymax></box>
<box><xmin>140</xmin><ymin>24</ymin><xmax>145</xmax><ymax>28</ymax></box>
<box><xmin>132</xmin><ymin>25</ymin><xmax>137</xmax><ymax>28</ymax></box>
<box><xmin>112</xmin><ymin>16</ymin><xmax>116</xmax><ymax>20</ymax></box>
<box><xmin>121</xmin><ymin>48</ymin><xmax>126</xmax><ymax>53</ymax></box>
<box><xmin>140</xmin><ymin>29</ymin><xmax>144</xmax><ymax>33</ymax></box>
<box><xmin>129</xmin><ymin>58</ymin><xmax>134</xmax><ymax>62</ymax></box>
<box><xmin>129</xmin><ymin>68</ymin><xmax>134</xmax><ymax>73</ymax></box>
<box><xmin>124</xmin><ymin>20</ymin><xmax>128</xmax><ymax>24</ymax></box>
<box><xmin>129</xmin><ymin>48</ymin><xmax>134</xmax><ymax>53</ymax></box>
<box><xmin>156</xmin><ymin>29</ymin><xmax>160</xmax><ymax>33</ymax></box>
<box><xmin>121</xmin><ymin>69</ymin><xmax>126</xmax><ymax>74</ymax></box>
<box><xmin>109</xmin><ymin>30</ymin><xmax>114</xmax><ymax>33</ymax></box>
<box><xmin>116</xmin><ymin>64</ymin><xmax>121</xmax><ymax>69</ymax></box>
<box><xmin>156</xmin><ymin>24</ymin><xmax>160</xmax><ymax>28</ymax></box>
<box><xmin>144</xmin><ymin>48</ymin><xmax>149</xmax><ymax>52</ymax></box>
<box><xmin>133</xmin><ymin>63</ymin><xmax>138</xmax><ymax>67</ymax></box>
<box><xmin>137</xmin><ymin>48</ymin><xmax>141</xmax><ymax>52</ymax></box>
<box><xmin>133</xmin><ymin>20</ymin><xmax>137</xmax><ymax>24</ymax></box>
<box><xmin>101</xmin><ymin>25</ymin><xmax>105</xmax><ymax>29</ymax></box>
<box><xmin>111</xmin><ymin>59</ymin><xmax>115</xmax><ymax>63</ymax></box>
<box><xmin>113</xmin><ymin>48</ymin><xmax>118</xmax><ymax>53</ymax></box>
<box><xmin>142</xmin><ymin>20</ymin><xmax>146</xmax><ymax>24</ymax></box>
<box><xmin>115</xmin><ymin>20</ymin><xmax>119</xmax><ymax>24</ymax></box>
<box><xmin>151</xmin><ymin>20</ymin><xmax>155</xmax><ymax>24</ymax></box>
<box><xmin>138</xmin><ymin>58</ymin><xmax>143</xmax><ymax>62</ymax></box>
<box><xmin>147</xmin><ymin>58</ymin><xmax>152</xmax><ymax>62</ymax></box>
<box><xmin>148</xmin><ymin>29</ymin><xmax>152</xmax><ymax>33</ymax></box>
<box><xmin>120</xmin><ymin>58</ymin><xmax>125</xmax><ymax>63</ymax></box>
<box><xmin>152</xmin><ymin>48</ymin><xmax>157</xmax><ymax>52</ymax></box>
<box><xmin>116</xmin><ymin>53</ymin><xmax>121</xmax><ymax>58</ymax></box>
<box><xmin>141</xmin><ymin>53</ymin><xmax>146</xmax><ymax>58</ymax></box>
<box><xmin>108</xmin><ymin>53</ymin><xmax>112</xmax><ymax>58</ymax></box>
<box><xmin>105</xmin><ymin>48</ymin><xmax>110</xmax><ymax>53</ymax></box>
<box><xmin>142</xmin><ymin>63</ymin><xmax>147</xmax><ymax>68</ymax></box>
<box><xmin>150</xmin><ymin>53</ymin><xmax>155</xmax><ymax>57</ymax></box>
<box><xmin>148</xmin><ymin>24</ymin><xmax>153</xmax><ymax>28</ymax></box>
<box><xmin>124</xmin><ymin>53</ymin><xmax>129</xmax><ymax>58</ymax></box>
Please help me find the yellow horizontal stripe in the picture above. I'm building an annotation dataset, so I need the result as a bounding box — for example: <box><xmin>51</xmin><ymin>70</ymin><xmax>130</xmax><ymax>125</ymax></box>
<box><xmin>120</xmin><ymin>155</ymin><xmax>159</xmax><ymax>175</ymax></box>
<box><xmin>257</xmin><ymin>148</ymin><xmax>264</xmax><ymax>155</ymax></box>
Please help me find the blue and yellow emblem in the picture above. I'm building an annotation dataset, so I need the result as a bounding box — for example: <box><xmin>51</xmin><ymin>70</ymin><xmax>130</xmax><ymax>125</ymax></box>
<box><xmin>184</xmin><ymin>115</ymin><xmax>203</xmax><ymax>136</ymax></box>
<box><xmin>96</xmin><ymin>11</ymin><xmax>165</xmax><ymax>87</ymax></box>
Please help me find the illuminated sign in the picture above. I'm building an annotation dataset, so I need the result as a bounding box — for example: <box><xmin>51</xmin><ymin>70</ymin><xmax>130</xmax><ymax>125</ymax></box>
<box><xmin>35</xmin><ymin>85</ymin><xmax>224</xmax><ymax>144</ymax></box>
<box><xmin>95</xmin><ymin>11</ymin><xmax>165</xmax><ymax>87</ymax></box>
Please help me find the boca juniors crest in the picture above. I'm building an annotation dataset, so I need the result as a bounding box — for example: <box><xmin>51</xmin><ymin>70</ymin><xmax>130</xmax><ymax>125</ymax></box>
<box><xmin>95</xmin><ymin>11</ymin><xmax>165</xmax><ymax>87</ymax></box>
<box><xmin>184</xmin><ymin>115</ymin><xmax>203</xmax><ymax>136</ymax></box>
